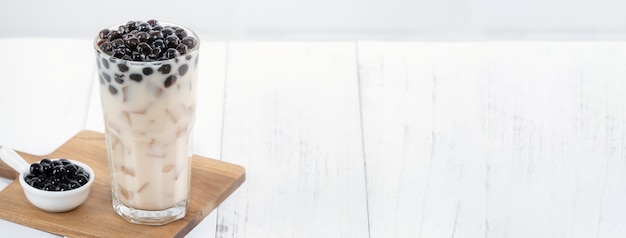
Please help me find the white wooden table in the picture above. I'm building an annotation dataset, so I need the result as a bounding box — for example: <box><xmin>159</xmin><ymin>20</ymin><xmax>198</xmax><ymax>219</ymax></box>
<box><xmin>0</xmin><ymin>39</ymin><xmax>625</xmax><ymax>237</ymax></box>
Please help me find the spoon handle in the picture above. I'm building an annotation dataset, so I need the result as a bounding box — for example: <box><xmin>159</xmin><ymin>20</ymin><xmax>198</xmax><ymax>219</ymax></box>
<box><xmin>0</xmin><ymin>147</ymin><xmax>29</xmax><ymax>173</ymax></box>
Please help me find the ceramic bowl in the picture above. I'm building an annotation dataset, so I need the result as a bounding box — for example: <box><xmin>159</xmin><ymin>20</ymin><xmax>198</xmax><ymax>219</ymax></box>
<box><xmin>17</xmin><ymin>159</ymin><xmax>95</xmax><ymax>212</ymax></box>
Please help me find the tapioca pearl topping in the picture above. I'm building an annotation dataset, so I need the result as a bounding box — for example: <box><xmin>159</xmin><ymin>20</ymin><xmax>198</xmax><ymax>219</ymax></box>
<box><xmin>177</xmin><ymin>45</ymin><xmax>188</xmax><ymax>55</ymax></box>
<box><xmin>137</xmin><ymin>42</ymin><xmax>152</xmax><ymax>55</ymax></box>
<box><xmin>147</xmin><ymin>19</ymin><xmax>158</xmax><ymax>26</ymax></box>
<box><xmin>97</xmin><ymin>20</ymin><xmax>197</xmax><ymax>62</ymax></box>
<box><xmin>143</xmin><ymin>67</ymin><xmax>153</xmax><ymax>75</ymax></box>
<box><xmin>131</xmin><ymin>52</ymin><xmax>145</xmax><ymax>61</ymax></box>
<box><xmin>149</xmin><ymin>31</ymin><xmax>164</xmax><ymax>42</ymax></box>
<box><xmin>129</xmin><ymin>74</ymin><xmax>143</xmax><ymax>82</ymax></box>
<box><xmin>175</xmin><ymin>28</ymin><xmax>188</xmax><ymax>39</ymax></box>
<box><xmin>151</xmin><ymin>39</ymin><xmax>165</xmax><ymax>51</ymax></box>
<box><xmin>117</xmin><ymin>63</ymin><xmax>129</xmax><ymax>72</ymax></box>
<box><xmin>162</xmin><ymin>27</ymin><xmax>174</xmax><ymax>37</ymax></box>
<box><xmin>98</xmin><ymin>41</ymin><xmax>112</xmax><ymax>53</ymax></box>
<box><xmin>136</xmin><ymin>31</ymin><xmax>149</xmax><ymax>42</ymax></box>
<box><xmin>163</xmin><ymin>48</ymin><xmax>179</xmax><ymax>59</ymax></box>
<box><xmin>110</xmin><ymin>38</ymin><xmax>124</xmax><ymax>48</ymax></box>
<box><xmin>178</xmin><ymin>64</ymin><xmax>189</xmax><ymax>76</ymax></box>
<box><xmin>99</xmin><ymin>29</ymin><xmax>111</xmax><ymax>40</ymax></box>
<box><xmin>138</xmin><ymin>22</ymin><xmax>150</xmax><ymax>32</ymax></box>
<box><xmin>165</xmin><ymin>35</ymin><xmax>179</xmax><ymax>48</ymax></box>
<box><xmin>181</xmin><ymin>36</ymin><xmax>196</xmax><ymax>49</ymax></box>
<box><xmin>164</xmin><ymin>75</ymin><xmax>177</xmax><ymax>88</ymax></box>
<box><xmin>158</xmin><ymin>64</ymin><xmax>172</xmax><ymax>74</ymax></box>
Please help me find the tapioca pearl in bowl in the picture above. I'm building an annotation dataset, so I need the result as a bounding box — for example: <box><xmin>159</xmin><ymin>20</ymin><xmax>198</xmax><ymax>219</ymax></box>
<box><xmin>19</xmin><ymin>158</ymin><xmax>95</xmax><ymax>212</ymax></box>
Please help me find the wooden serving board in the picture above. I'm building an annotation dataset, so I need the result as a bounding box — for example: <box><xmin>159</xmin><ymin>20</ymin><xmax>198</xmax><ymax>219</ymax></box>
<box><xmin>0</xmin><ymin>130</ymin><xmax>245</xmax><ymax>237</ymax></box>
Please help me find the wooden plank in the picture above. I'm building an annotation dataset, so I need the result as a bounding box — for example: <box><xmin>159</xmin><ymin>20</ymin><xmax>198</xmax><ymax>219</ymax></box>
<box><xmin>0</xmin><ymin>130</ymin><xmax>245</xmax><ymax>238</ymax></box>
<box><xmin>216</xmin><ymin>42</ymin><xmax>369</xmax><ymax>237</ymax></box>
<box><xmin>482</xmin><ymin>42</ymin><xmax>626</xmax><ymax>237</ymax></box>
<box><xmin>358</xmin><ymin>42</ymin><xmax>488</xmax><ymax>237</ymax></box>
<box><xmin>359</xmin><ymin>41</ymin><xmax>626</xmax><ymax>237</ymax></box>
<box><xmin>356</xmin><ymin>42</ymin><xmax>434</xmax><ymax>237</ymax></box>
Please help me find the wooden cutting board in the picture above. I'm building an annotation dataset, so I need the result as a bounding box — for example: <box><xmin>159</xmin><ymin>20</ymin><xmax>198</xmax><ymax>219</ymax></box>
<box><xmin>0</xmin><ymin>130</ymin><xmax>245</xmax><ymax>237</ymax></box>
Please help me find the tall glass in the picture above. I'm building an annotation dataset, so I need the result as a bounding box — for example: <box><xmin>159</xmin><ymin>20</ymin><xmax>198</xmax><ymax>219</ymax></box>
<box><xmin>94</xmin><ymin>21</ymin><xmax>199</xmax><ymax>225</ymax></box>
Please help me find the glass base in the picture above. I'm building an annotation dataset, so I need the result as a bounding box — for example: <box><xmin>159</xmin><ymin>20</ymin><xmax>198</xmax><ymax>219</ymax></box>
<box><xmin>112</xmin><ymin>195</ymin><xmax>187</xmax><ymax>225</ymax></box>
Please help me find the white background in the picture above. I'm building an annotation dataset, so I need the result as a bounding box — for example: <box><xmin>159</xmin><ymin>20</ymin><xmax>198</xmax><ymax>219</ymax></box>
<box><xmin>1</xmin><ymin>0</ymin><xmax>626</xmax><ymax>40</ymax></box>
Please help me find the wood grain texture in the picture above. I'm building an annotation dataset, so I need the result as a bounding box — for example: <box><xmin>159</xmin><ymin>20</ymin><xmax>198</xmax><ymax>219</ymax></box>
<box><xmin>0</xmin><ymin>130</ymin><xmax>245</xmax><ymax>238</ymax></box>
<box><xmin>358</xmin><ymin>42</ymin><xmax>489</xmax><ymax>238</ymax></box>
<box><xmin>358</xmin><ymin>42</ymin><xmax>626</xmax><ymax>237</ymax></box>
<box><xmin>215</xmin><ymin>42</ymin><xmax>369</xmax><ymax>238</ymax></box>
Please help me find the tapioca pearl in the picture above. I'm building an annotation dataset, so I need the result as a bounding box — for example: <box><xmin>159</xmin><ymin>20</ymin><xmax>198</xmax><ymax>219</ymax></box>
<box><xmin>147</xmin><ymin>19</ymin><xmax>158</xmax><ymax>26</ymax></box>
<box><xmin>102</xmin><ymin>73</ymin><xmax>111</xmax><ymax>83</ymax></box>
<box><xmin>162</xmin><ymin>27</ymin><xmax>174</xmax><ymax>36</ymax></box>
<box><xmin>163</xmin><ymin>48</ymin><xmax>179</xmax><ymax>60</ymax></box>
<box><xmin>195</xmin><ymin>55</ymin><xmax>199</xmax><ymax>67</ymax></box>
<box><xmin>99</xmin><ymin>75</ymin><xmax>106</xmax><ymax>85</ymax></box>
<box><xmin>138</xmin><ymin>22</ymin><xmax>150</xmax><ymax>32</ymax></box>
<box><xmin>118</xmin><ymin>25</ymin><xmax>129</xmax><ymax>34</ymax></box>
<box><xmin>181</xmin><ymin>36</ymin><xmax>196</xmax><ymax>49</ymax></box>
<box><xmin>158</xmin><ymin>64</ymin><xmax>171</xmax><ymax>74</ymax></box>
<box><xmin>125</xmin><ymin>21</ymin><xmax>138</xmax><ymax>31</ymax></box>
<box><xmin>137</xmin><ymin>42</ymin><xmax>152</xmax><ymax>55</ymax></box>
<box><xmin>143</xmin><ymin>67</ymin><xmax>153</xmax><ymax>75</ymax></box>
<box><xmin>108</xmin><ymin>85</ymin><xmax>118</xmax><ymax>95</ymax></box>
<box><xmin>175</xmin><ymin>28</ymin><xmax>188</xmax><ymax>39</ymax></box>
<box><xmin>117</xmin><ymin>63</ymin><xmax>129</xmax><ymax>72</ymax></box>
<box><xmin>109</xmin><ymin>30</ymin><xmax>123</xmax><ymax>40</ymax></box>
<box><xmin>112</xmin><ymin>49</ymin><xmax>125</xmax><ymax>58</ymax></box>
<box><xmin>165</xmin><ymin>35</ymin><xmax>179</xmax><ymax>48</ymax></box>
<box><xmin>164</xmin><ymin>75</ymin><xmax>177</xmax><ymax>88</ymax></box>
<box><xmin>131</xmin><ymin>52</ymin><xmax>145</xmax><ymax>61</ymax></box>
<box><xmin>101</xmin><ymin>58</ymin><xmax>110</xmax><ymax>69</ymax></box>
<box><xmin>129</xmin><ymin>74</ymin><xmax>143</xmax><ymax>82</ymax></box>
<box><xmin>178</xmin><ymin>64</ymin><xmax>189</xmax><ymax>76</ymax></box>
<box><xmin>125</xmin><ymin>37</ymin><xmax>139</xmax><ymax>50</ymax></box>
<box><xmin>177</xmin><ymin>44</ymin><xmax>188</xmax><ymax>55</ymax></box>
<box><xmin>185</xmin><ymin>54</ymin><xmax>192</xmax><ymax>61</ymax></box>
<box><xmin>149</xmin><ymin>31</ymin><xmax>164</xmax><ymax>42</ymax></box>
<box><xmin>99</xmin><ymin>29</ymin><xmax>111</xmax><ymax>40</ymax></box>
<box><xmin>136</xmin><ymin>31</ymin><xmax>149</xmax><ymax>42</ymax></box>
<box><xmin>151</xmin><ymin>48</ymin><xmax>162</xmax><ymax>58</ymax></box>
<box><xmin>114</xmin><ymin>74</ymin><xmax>125</xmax><ymax>84</ymax></box>
<box><xmin>151</xmin><ymin>39</ymin><xmax>165</xmax><ymax>51</ymax></box>
<box><xmin>96</xmin><ymin>58</ymin><xmax>101</xmax><ymax>69</ymax></box>
<box><xmin>111</xmin><ymin>38</ymin><xmax>124</xmax><ymax>48</ymax></box>
<box><xmin>98</xmin><ymin>41</ymin><xmax>112</xmax><ymax>53</ymax></box>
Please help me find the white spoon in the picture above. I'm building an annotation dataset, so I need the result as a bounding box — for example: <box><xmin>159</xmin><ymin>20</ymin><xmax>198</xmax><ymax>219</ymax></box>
<box><xmin>0</xmin><ymin>146</ymin><xmax>29</xmax><ymax>174</ymax></box>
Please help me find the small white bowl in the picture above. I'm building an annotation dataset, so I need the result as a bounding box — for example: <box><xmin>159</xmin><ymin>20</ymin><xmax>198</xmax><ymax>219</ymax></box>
<box><xmin>18</xmin><ymin>159</ymin><xmax>95</xmax><ymax>212</ymax></box>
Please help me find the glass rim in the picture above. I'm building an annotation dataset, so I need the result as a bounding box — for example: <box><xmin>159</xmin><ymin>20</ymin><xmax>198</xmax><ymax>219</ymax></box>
<box><xmin>93</xmin><ymin>21</ymin><xmax>200</xmax><ymax>64</ymax></box>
